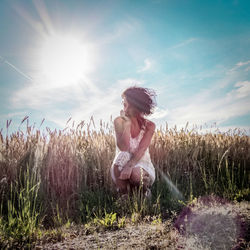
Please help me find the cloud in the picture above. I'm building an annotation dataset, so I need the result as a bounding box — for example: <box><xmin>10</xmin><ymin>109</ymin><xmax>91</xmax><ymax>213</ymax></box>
<box><xmin>227</xmin><ymin>81</ymin><xmax>250</xmax><ymax>99</ymax></box>
<box><xmin>170</xmin><ymin>38</ymin><xmax>197</xmax><ymax>50</ymax></box>
<box><xmin>98</xmin><ymin>18</ymin><xmax>141</xmax><ymax>45</ymax></box>
<box><xmin>0</xmin><ymin>112</ymin><xmax>27</xmax><ymax>131</ymax></box>
<box><xmin>228</xmin><ymin>60</ymin><xmax>250</xmax><ymax>73</ymax></box>
<box><xmin>153</xmin><ymin>37</ymin><xmax>198</xmax><ymax>63</ymax></box>
<box><xmin>164</xmin><ymin>82</ymin><xmax>250</xmax><ymax>130</ymax></box>
<box><xmin>11</xmin><ymin>82</ymin><xmax>75</xmax><ymax>109</ymax></box>
<box><xmin>148</xmin><ymin>107</ymin><xmax>169</xmax><ymax>119</ymax></box>
<box><xmin>137</xmin><ymin>58</ymin><xmax>154</xmax><ymax>73</ymax></box>
<box><xmin>67</xmin><ymin>78</ymin><xmax>144</xmax><ymax>128</ymax></box>
<box><xmin>245</xmin><ymin>66</ymin><xmax>250</xmax><ymax>72</ymax></box>
<box><xmin>116</xmin><ymin>78</ymin><xmax>144</xmax><ymax>88</ymax></box>
<box><xmin>0</xmin><ymin>111</ymin><xmax>27</xmax><ymax>119</ymax></box>
<box><xmin>150</xmin><ymin>65</ymin><xmax>250</xmax><ymax>132</ymax></box>
<box><xmin>10</xmin><ymin>76</ymin><xmax>144</xmax><ymax>130</ymax></box>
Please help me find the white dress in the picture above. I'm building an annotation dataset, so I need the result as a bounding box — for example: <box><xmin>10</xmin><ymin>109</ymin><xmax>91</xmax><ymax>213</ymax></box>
<box><xmin>110</xmin><ymin>120</ymin><xmax>156</xmax><ymax>187</ymax></box>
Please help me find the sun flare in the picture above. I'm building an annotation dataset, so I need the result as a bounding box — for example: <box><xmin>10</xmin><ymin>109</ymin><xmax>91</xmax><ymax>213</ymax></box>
<box><xmin>39</xmin><ymin>34</ymin><xmax>95</xmax><ymax>87</ymax></box>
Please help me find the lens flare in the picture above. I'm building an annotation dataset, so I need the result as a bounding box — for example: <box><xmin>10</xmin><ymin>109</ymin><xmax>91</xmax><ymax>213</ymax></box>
<box><xmin>174</xmin><ymin>195</ymin><xmax>247</xmax><ymax>249</ymax></box>
<box><xmin>157</xmin><ymin>168</ymin><xmax>184</xmax><ymax>201</ymax></box>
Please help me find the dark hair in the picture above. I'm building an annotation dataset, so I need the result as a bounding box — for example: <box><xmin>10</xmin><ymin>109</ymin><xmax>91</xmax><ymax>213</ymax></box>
<box><xmin>122</xmin><ymin>86</ymin><xmax>157</xmax><ymax>116</ymax></box>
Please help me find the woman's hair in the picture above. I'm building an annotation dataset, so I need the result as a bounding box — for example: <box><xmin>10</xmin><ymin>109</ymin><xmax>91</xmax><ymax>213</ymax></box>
<box><xmin>122</xmin><ymin>86</ymin><xmax>157</xmax><ymax>116</ymax></box>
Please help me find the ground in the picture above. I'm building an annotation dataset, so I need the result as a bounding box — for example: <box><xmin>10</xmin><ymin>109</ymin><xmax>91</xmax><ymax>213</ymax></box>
<box><xmin>35</xmin><ymin>201</ymin><xmax>249</xmax><ymax>250</ymax></box>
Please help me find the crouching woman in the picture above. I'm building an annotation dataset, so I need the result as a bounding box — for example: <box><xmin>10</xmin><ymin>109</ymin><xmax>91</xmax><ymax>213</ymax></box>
<box><xmin>110</xmin><ymin>86</ymin><xmax>157</xmax><ymax>198</ymax></box>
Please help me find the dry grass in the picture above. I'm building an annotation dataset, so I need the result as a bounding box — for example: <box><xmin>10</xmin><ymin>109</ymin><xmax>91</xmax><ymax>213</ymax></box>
<box><xmin>0</xmin><ymin>117</ymin><xmax>249</xmax><ymax>225</ymax></box>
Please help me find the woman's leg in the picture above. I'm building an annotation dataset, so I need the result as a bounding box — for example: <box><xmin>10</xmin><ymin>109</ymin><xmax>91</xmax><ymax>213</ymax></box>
<box><xmin>129</xmin><ymin>167</ymin><xmax>151</xmax><ymax>193</ymax></box>
<box><xmin>113</xmin><ymin>164</ymin><xmax>131</xmax><ymax>195</ymax></box>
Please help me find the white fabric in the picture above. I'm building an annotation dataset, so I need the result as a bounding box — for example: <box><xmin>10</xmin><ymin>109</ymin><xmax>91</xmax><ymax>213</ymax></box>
<box><xmin>110</xmin><ymin>120</ymin><xmax>155</xmax><ymax>186</ymax></box>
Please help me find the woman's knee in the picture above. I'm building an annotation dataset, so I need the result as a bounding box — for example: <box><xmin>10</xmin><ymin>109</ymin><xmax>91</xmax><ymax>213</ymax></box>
<box><xmin>129</xmin><ymin>167</ymin><xmax>150</xmax><ymax>187</ymax></box>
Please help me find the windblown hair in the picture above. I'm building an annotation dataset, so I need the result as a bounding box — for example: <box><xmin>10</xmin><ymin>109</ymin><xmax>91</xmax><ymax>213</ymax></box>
<box><xmin>122</xmin><ymin>86</ymin><xmax>157</xmax><ymax>116</ymax></box>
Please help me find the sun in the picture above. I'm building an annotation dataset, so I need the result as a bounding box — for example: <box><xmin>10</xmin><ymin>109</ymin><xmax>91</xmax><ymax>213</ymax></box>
<box><xmin>38</xmin><ymin>34</ymin><xmax>95</xmax><ymax>87</ymax></box>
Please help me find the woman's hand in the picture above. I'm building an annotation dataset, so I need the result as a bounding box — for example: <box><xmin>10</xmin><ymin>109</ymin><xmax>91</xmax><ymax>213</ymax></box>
<box><xmin>120</xmin><ymin>110</ymin><xmax>131</xmax><ymax>127</ymax></box>
<box><xmin>118</xmin><ymin>161</ymin><xmax>133</xmax><ymax>180</ymax></box>
<box><xmin>119</xmin><ymin>166</ymin><xmax>132</xmax><ymax>180</ymax></box>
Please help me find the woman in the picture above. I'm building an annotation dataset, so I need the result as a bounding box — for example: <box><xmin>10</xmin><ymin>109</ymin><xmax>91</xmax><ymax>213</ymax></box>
<box><xmin>110</xmin><ymin>86</ymin><xmax>157</xmax><ymax>198</ymax></box>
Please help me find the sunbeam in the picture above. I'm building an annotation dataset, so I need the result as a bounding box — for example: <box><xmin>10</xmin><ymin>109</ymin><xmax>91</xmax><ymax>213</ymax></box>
<box><xmin>157</xmin><ymin>168</ymin><xmax>184</xmax><ymax>201</ymax></box>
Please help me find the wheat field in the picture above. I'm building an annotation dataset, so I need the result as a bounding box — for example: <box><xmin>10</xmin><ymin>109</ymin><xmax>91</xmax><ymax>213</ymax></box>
<box><xmin>0</xmin><ymin>116</ymin><xmax>249</xmax><ymax>248</ymax></box>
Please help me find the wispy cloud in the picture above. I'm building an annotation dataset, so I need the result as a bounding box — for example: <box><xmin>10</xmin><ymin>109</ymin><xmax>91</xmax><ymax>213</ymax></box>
<box><xmin>148</xmin><ymin>107</ymin><xmax>169</xmax><ymax>119</ymax></box>
<box><xmin>170</xmin><ymin>38</ymin><xmax>197</xmax><ymax>50</ymax></box>
<box><xmin>164</xmin><ymin>82</ymin><xmax>250</xmax><ymax>130</ymax></box>
<box><xmin>227</xmin><ymin>81</ymin><xmax>250</xmax><ymax>99</ymax></box>
<box><xmin>67</xmin><ymin>78</ymin><xmax>144</xmax><ymax>128</ymax></box>
<box><xmin>98</xmin><ymin>18</ymin><xmax>141</xmax><ymax>45</ymax></box>
<box><xmin>0</xmin><ymin>111</ymin><xmax>27</xmax><ymax>120</ymax></box>
<box><xmin>228</xmin><ymin>60</ymin><xmax>250</xmax><ymax>72</ymax></box>
<box><xmin>10</xmin><ymin>77</ymin><xmax>144</xmax><ymax>129</ymax></box>
<box><xmin>154</xmin><ymin>37</ymin><xmax>198</xmax><ymax>63</ymax></box>
<box><xmin>150</xmin><ymin>64</ymin><xmax>250</xmax><ymax>133</ymax></box>
<box><xmin>245</xmin><ymin>66</ymin><xmax>250</xmax><ymax>72</ymax></box>
<box><xmin>137</xmin><ymin>58</ymin><xmax>154</xmax><ymax>73</ymax></box>
<box><xmin>10</xmin><ymin>82</ymin><xmax>74</xmax><ymax>109</ymax></box>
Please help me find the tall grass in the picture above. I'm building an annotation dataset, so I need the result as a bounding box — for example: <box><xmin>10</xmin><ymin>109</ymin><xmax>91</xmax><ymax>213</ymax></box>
<box><xmin>150</xmin><ymin>124</ymin><xmax>249</xmax><ymax>200</ymax></box>
<box><xmin>0</xmin><ymin>166</ymin><xmax>42</xmax><ymax>249</ymax></box>
<box><xmin>0</xmin><ymin>117</ymin><xmax>249</xmax><ymax>232</ymax></box>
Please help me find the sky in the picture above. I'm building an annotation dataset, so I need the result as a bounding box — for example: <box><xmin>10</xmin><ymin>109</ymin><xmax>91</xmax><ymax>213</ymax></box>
<box><xmin>0</xmin><ymin>0</ymin><xmax>250</xmax><ymax>136</ymax></box>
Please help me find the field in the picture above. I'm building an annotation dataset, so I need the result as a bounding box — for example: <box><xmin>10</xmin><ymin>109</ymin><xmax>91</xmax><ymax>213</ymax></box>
<box><xmin>0</xmin><ymin>117</ymin><xmax>249</xmax><ymax>249</ymax></box>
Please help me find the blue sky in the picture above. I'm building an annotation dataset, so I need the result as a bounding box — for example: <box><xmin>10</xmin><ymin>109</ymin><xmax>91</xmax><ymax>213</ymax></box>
<box><xmin>0</xmin><ymin>0</ymin><xmax>250</xmax><ymax>136</ymax></box>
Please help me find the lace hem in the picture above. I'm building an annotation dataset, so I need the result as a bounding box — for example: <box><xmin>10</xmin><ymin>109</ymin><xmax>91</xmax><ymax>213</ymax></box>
<box><xmin>113</xmin><ymin>151</ymin><xmax>132</xmax><ymax>171</ymax></box>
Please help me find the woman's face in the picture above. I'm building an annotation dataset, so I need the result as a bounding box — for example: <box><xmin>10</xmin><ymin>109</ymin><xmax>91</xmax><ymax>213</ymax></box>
<box><xmin>122</xmin><ymin>96</ymin><xmax>138</xmax><ymax>117</ymax></box>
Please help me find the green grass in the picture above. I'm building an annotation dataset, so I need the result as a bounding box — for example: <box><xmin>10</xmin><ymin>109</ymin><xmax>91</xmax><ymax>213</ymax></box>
<box><xmin>0</xmin><ymin>167</ymin><xmax>43</xmax><ymax>249</ymax></box>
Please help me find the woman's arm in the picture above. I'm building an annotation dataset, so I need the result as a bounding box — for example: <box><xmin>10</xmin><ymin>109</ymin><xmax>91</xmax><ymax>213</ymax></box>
<box><xmin>129</xmin><ymin>121</ymin><xmax>156</xmax><ymax>165</ymax></box>
<box><xmin>118</xmin><ymin>120</ymin><xmax>156</xmax><ymax>180</ymax></box>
